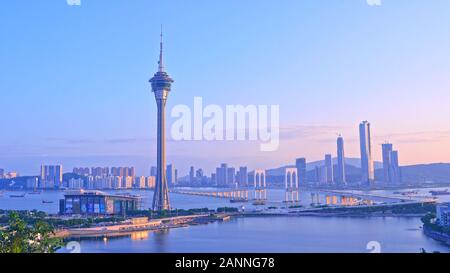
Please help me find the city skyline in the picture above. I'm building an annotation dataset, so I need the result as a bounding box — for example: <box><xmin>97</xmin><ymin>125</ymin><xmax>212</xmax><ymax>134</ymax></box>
<box><xmin>2</xmin><ymin>1</ymin><xmax>450</xmax><ymax>175</ymax></box>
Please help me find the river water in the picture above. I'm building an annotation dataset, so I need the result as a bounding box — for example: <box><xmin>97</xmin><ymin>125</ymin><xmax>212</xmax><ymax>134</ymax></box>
<box><xmin>1</xmin><ymin>187</ymin><xmax>449</xmax><ymax>253</ymax></box>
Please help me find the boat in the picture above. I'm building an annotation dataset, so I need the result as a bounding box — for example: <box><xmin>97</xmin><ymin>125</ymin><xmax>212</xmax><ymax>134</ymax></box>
<box><xmin>42</xmin><ymin>200</ymin><xmax>54</xmax><ymax>204</ymax></box>
<box><xmin>430</xmin><ymin>189</ymin><xmax>450</xmax><ymax>196</ymax></box>
<box><xmin>252</xmin><ymin>200</ymin><xmax>267</xmax><ymax>206</ymax></box>
<box><xmin>230</xmin><ymin>198</ymin><xmax>248</xmax><ymax>203</ymax></box>
<box><xmin>9</xmin><ymin>193</ymin><xmax>26</xmax><ymax>198</ymax></box>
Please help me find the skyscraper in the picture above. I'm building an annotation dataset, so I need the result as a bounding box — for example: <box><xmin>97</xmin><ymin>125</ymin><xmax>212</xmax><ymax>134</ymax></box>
<box><xmin>324</xmin><ymin>154</ymin><xmax>333</xmax><ymax>184</ymax></box>
<box><xmin>166</xmin><ymin>164</ymin><xmax>176</xmax><ymax>186</ymax></box>
<box><xmin>382</xmin><ymin>143</ymin><xmax>393</xmax><ymax>184</ymax></box>
<box><xmin>359</xmin><ymin>121</ymin><xmax>374</xmax><ymax>185</ymax></box>
<box><xmin>238</xmin><ymin>166</ymin><xmax>248</xmax><ymax>187</ymax></box>
<box><xmin>40</xmin><ymin>165</ymin><xmax>63</xmax><ymax>188</ymax></box>
<box><xmin>150</xmin><ymin>166</ymin><xmax>157</xmax><ymax>177</ymax></box>
<box><xmin>189</xmin><ymin>166</ymin><xmax>195</xmax><ymax>184</ymax></box>
<box><xmin>227</xmin><ymin>167</ymin><xmax>236</xmax><ymax>186</ymax></box>
<box><xmin>295</xmin><ymin>158</ymin><xmax>307</xmax><ymax>186</ymax></box>
<box><xmin>391</xmin><ymin>150</ymin><xmax>401</xmax><ymax>184</ymax></box>
<box><xmin>216</xmin><ymin>163</ymin><xmax>228</xmax><ymax>187</ymax></box>
<box><xmin>382</xmin><ymin>143</ymin><xmax>402</xmax><ymax>185</ymax></box>
<box><xmin>150</xmin><ymin>30</ymin><xmax>173</xmax><ymax>212</ymax></box>
<box><xmin>336</xmin><ymin>135</ymin><xmax>346</xmax><ymax>185</ymax></box>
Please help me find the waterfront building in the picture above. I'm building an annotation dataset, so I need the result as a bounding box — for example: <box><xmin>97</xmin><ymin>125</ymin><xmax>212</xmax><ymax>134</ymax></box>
<box><xmin>189</xmin><ymin>166</ymin><xmax>195</xmax><ymax>184</ymax></box>
<box><xmin>112</xmin><ymin>176</ymin><xmax>123</xmax><ymax>189</ymax></box>
<box><xmin>134</xmin><ymin>176</ymin><xmax>147</xmax><ymax>189</ymax></box>
<box><xmin>59</xmin><ymin>190</ymin><xmax>140</xmax><ymax>216</ymax></box>
<box><xmin>359</xmin><ymin>121</ymin><xmax>374</xmax><ymax>185</ymax></box>
<box><xmin>295</xmin><ymin>158</ymin><xmax>307</xmax><ymax>186</ymax></box>
<box><xmin>68</xmin><ymin>178</ymin><xmax>84</xmax><ymax>190</ymax></box>
<box><xmin>227</xmin><ymin>167</ymin><xmax>236</xmax><ymax>185</ymax></box>
<box><xmin>216</xmin><ymin>163</ymin><xmax>228</xmax><ymax>187</ymax></box>
<box><xmin>315</xmin><ymin>165</ymin><xmax>328</xmax><ymax>184</ymax></box>
<box><xmin>40</xmin><ymin>165</ymin><xmax>63</xmax><ymax>188</ymax></box>
<box><xmin>166</xmin><ymin>164</ymin><xmax>177</xmax><ymax>186</ymax></box>
<box><xmin>122</xmin><ymin>176</ymin><xmax>134</xmax><ymax>189</ymax></box>
<box><xmin>237</xmin><ymin>166</ymin><xmax>248</xmax><ymax>187</ymax></box>
<box><xmin>146</xmin><ymin>176</ymin><xmax>156</xmax><ymax>189</ymax></box>
<box><xmin>391</xmin><ymin>150</ymin><xmax>401</xmax><ymax>184</ymax></box>
<box><xmin>150</xmin><ymin>166</ymin><xmax>157</xmax><ymax>176</ymax></box>
<box><xmin>196</xmin><ymin>168</ymin><xmax>204</xmax><ymax>179</ymax></box>
<box><xmin>26</xmin><ymin>177</ymin><xmax>39</xmax><ymax>189</ymax></box>
<box><xmin>382</xmin><ymin>143</ymin><xmax>393</xmax><ymax>183</ymax></box>
<box><xmin>336</xmin><ymin>136</ymin><xmax>346</xmax><ymax>185</ymax></box>
<box><xmin>382</xmin><ymin>143</ymin><xmax>402</xmax><ymax>184</ymax></box>
<box><xmin>437</xmin><ymin>203</ymin><xmax>450</xmax><ymax>226</ymax></box>
<box><xmin>325</xmin><ymin>154</ymin><xmax>333</xmax><ymax>184</ymax></box>
<box><xmin>95</xmin><ymin>177</ymin><xmax>112</xmax><ymax>189</ymax></box>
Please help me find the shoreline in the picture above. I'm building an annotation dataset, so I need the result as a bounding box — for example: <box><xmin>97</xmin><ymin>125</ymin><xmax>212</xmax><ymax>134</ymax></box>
<box><xmin>423</xmin><ymin>226</ymin><xmax>450</xmax><ymax>246</ymax></box>
<box><xmin>55</xmin><ymin>212</ymin><xmax>427</xmax><ymax>239</ymax></box>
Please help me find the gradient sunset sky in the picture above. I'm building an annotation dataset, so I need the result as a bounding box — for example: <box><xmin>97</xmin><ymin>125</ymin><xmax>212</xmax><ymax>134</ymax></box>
<box><xmin>1</xmin><ymin>0</ymin><xmax>450</xmax><ymax>175</ymax></box>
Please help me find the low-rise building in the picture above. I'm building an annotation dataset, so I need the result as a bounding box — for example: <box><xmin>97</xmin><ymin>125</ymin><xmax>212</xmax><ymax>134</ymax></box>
<box><xmin>59</xmin><ymin>190</ymin><xmax>140</xmax><ymax>216</ymax></box>
<box><xmin>437</xmin><ymin>203</ymin><xmax>450</xmax><ymax>227</ymax></box>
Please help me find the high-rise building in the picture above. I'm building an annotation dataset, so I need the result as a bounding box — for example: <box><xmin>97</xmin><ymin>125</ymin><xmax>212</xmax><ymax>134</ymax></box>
<box><xmin>189</xmin><ymin>166</ymin><xmax>195</xmax><ymax>184</ymax></box>
<box><xmin>26</xmin><ymin>177</ymin><xmax>39</xmax><ymax>189</ymax></box>
<box><xmin>40</xmin><ymin>165</ymin><xmax>63</xmax><ymax>188</ymax></box>
<box><xmin>151</xmin><ymin>31</ymin><xmax>173</xmax><ymax>212</ymax></box>
<box><xmin>238</xmin><ymin>166</ymin><xmax>248</xmax><ymax>187</ymax></box>
<box><xmin>295</xmin><ymin>158</ymin><xmax>307</xmax><ymax>186</ymax></box>
<box><xmin>166</xmin><ymin>164</ymin><xmax>177</xmax><ymax>186</ymax></box>
<box><xmin>315</xmin><ymin>165</ymin><xmax>328</xmax><ymax>184</ymax></box>
<box><xmin>134</xmin><ymin>176</ymin><xmax>147</xmax><ymax>189</ymax></box>
<box><xmin>150</xmin><ymin>166</ymin><xmax>157</xmax><ymax>177</ymax></box>
<box><xmin>227</xmin><ymin>167</ymin><xmax>236</xmax><ymax>185</ymax></box>
<box><xmin>381</xmin><ymin>143</ymin><xmax>402</xmax><ymax>184</ymax></box>
<box><xmin>211</xmin><ymin>173</ymin><xmax>216</xmax><ymax>185</ymax></box>
<box><xmin>359</xmin><ymin>121</ymin><xmax>374</xmax><ymax>185</ymax></box>
<box><xmin>91</xmin><ymin>167</ymin><xmax>109</xmax><ymax>177</ymax></box>
<box><xmin>382</xmin><ymin>143</ymin><xmax>393</xmax><ymax>183</ymax></box>
<box><xmin>325</xmin><ymin>154</ymin><xmax>333</xmax><ymax>184</ymax></box>
<box><xmin>336</xmin><ymin>136</ymin><xmax>346</xmax><ymax>185</ymax></box>
<box><xmin>0</xmin><ymin>168</ymin><xmax>4</xmax><ymax>179</ymax></box>
<box><xmin>391</xmin><ymin>150</ymin><xmax>401</xmax><ymax>184</ymax></box>
<box><xmin>73</xmin><ymin>167</ymin><xmax>90</xmax><ymax>176</ymax></box>
<box><xmin>216</xmin><ymin>163</ymin><xmax>228</xmax><ymax>187</ymax></box>
<box><xmin>68</xmin><ymin>178</ymin><xmax>84</xmax><ymax>190</ymax></box>
<box><xmin>146</xmin><ymin>176</ymin><xmax>156</xmax><ymax>189</ymax></box>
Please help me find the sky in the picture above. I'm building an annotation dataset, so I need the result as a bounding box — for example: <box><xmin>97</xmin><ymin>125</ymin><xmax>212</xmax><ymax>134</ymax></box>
<box><xmin>1</xmin><ymin>0</ymin><xmax>450</xmax><ymax>176</ymax></box>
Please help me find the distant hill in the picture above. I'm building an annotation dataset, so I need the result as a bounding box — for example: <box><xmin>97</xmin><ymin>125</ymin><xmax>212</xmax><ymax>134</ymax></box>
<box><xmin>399</xmin><ymin>163</ymin><xmax>450</xmax><ymax>184</ymax></box>
<box><xmin>266</xmin><ymin>157</ymin><xmax>383</xmax><ymax>176</ymax></box>
<box><xmin>266</xmin><ymin>161</ymin><xmax>450</xmax><ymax>186</ymax></box>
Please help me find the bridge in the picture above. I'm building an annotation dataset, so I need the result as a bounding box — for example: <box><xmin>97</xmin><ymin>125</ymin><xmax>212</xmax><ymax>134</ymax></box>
<box><xmin>312</xmin><ymin>189</ymin><xmax>424</xmax><ymax>202</ymax></box>
<box><xmin>170</xmin><ymin>189</ymin><xmax>252</xmax><ymax>202</ymax></box>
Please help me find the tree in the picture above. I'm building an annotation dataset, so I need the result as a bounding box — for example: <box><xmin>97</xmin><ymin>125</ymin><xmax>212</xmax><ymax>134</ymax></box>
<box><xmin>0</xmin><ymin>212</ymin><xmax>63</xmax><ymax>253</ymax></box>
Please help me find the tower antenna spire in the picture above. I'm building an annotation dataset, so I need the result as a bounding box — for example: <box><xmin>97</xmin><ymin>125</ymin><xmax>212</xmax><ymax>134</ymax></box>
<box><xmin>158</xmin><ymin>25</ymin><xmax>164</xmax><ymax>72</ymax></box>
